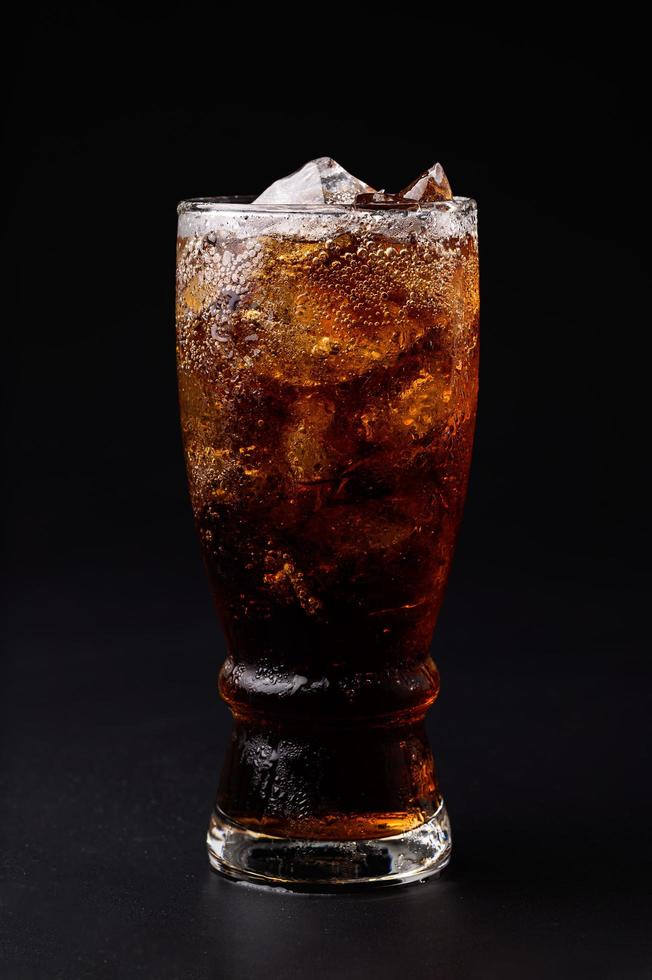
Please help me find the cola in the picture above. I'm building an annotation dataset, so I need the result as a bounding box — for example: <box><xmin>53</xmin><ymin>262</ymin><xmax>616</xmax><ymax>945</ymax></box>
<box><xmin>176</xmin><ymin>161</ymin><xmax>479</xmax><ymax>885</ymax></box>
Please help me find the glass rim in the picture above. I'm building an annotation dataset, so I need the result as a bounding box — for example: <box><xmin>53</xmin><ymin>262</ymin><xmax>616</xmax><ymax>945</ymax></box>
<box><xmin>176</xmin><ymin>195</ymin><xmax>477</xmax><ymax>216</ymax></box>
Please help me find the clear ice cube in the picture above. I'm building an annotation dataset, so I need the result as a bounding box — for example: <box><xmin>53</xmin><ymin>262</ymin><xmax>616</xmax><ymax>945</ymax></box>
<box><xmin>255</xmin><ymin>157</ymin><xmax>374</xmax><ymax>206</ymax></box>
<box><xmin>401</xmin><ymin>162</ymin><xmax>453</xmax><ymax>203</ymax></box>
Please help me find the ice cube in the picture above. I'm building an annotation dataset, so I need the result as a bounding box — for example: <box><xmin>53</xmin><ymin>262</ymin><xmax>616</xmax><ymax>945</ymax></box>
<box><xmin>355</xmin><ymin>191</ymin><xmax>418</xmax><ymax>211</ymax></box>
<box><xmin>283</xmin><ymin>396</ymin><xmax>336</xmax><ymax>483</ymax></box>
<box><xmin>242</xmin><ymin>235</ymin><xmax>436</xmax><ymax>386</ymax></box>
<box><xmin>302</xmin><ymin>499</ymin><xmax>417</xmax><ymax>558</ymax></box>
<box><xmin>361</xmin><ymin>368</ymin><xmax>454</xmax><ymax>456</ymax></box>
<box><xmin>401</xmin><ymin>162</ymin><xmax>453</xmax><ymax>203</ymax></box>
<box><xmin>255</xmin><ymin>157</ymin><xmax>374</xmax><ymax>206</ymax></box>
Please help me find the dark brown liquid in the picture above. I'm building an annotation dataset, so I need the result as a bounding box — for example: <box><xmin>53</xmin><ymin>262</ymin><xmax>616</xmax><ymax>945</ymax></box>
<box><xmin>177</xmin><ymin>225</ymin><xmax>479</xmax><ymax>839</ymax></box>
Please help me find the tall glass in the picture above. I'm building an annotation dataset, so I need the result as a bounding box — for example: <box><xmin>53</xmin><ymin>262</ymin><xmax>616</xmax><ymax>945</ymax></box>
<box><xmin>176</xmin><ymin>195</ymin><xmax>479</xmax><ymax>887</ymax></box>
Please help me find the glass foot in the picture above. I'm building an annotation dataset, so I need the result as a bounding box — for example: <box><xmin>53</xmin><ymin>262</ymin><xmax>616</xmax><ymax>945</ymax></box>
<box><xmin>206</xmin><ymin>802</ymin><xmax>452</xmax><ymax>890</ymax></box>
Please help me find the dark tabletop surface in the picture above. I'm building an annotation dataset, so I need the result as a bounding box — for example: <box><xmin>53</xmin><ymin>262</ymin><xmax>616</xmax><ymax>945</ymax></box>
<box><xmin>2</xmin><ymin>542</ymin><xmax>650</xmax><ymax>980</ymax></box>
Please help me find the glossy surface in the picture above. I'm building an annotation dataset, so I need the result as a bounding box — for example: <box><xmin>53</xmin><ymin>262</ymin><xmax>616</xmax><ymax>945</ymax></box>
<box><xmin>3</xmin><ymin>578</ymin><xmax>649</xmax><ymax>977</ymax></box>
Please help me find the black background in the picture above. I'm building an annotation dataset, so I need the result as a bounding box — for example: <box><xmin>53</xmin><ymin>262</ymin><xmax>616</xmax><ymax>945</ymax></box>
<box><xmin>1</xmin><ymin>9</ymin><xmax>650</xmax><ymax>979</ymax></box>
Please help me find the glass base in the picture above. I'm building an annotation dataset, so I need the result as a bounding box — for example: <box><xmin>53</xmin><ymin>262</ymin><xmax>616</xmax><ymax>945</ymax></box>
<box><xmin>206</xmin><ymin>802</ymin><xmax>452</xmax><ymax>890</ymax></box>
